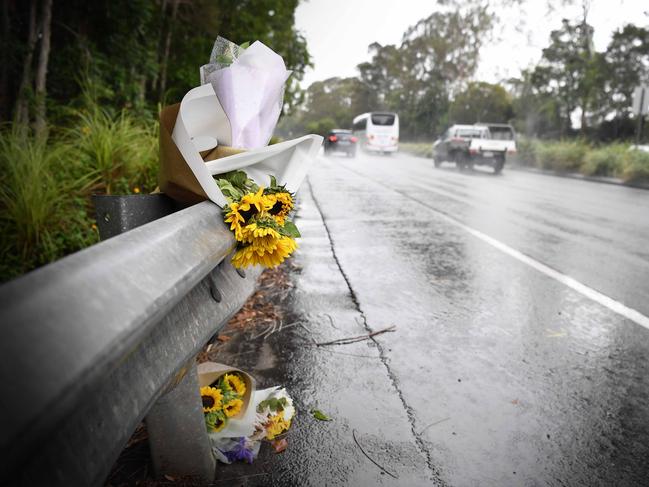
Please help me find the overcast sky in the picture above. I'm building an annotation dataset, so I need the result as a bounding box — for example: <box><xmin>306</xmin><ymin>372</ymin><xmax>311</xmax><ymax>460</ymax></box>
<box><xmin>295</xmin><ymin>0</ymin><xmax>649</xmax><ymax>88</ymax></box>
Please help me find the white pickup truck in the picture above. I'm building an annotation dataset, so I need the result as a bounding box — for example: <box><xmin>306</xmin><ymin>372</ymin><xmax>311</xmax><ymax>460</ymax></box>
<box><xmin>466</xmin><ymin>123</ymin><xmax>517</xmax><ymax>174</ymax></box>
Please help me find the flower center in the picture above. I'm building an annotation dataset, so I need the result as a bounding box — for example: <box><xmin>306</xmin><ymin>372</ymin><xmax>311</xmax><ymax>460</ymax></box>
<box><xmin>239</xmin><ymin>208</ymin><xmax>257</xmax><ymax>220</ymax></box>
<box><xmin>269</xmin><ymin>201</ymin><xmax>283</xmax><ymax>215</ymax></box>
<box><xmin>202</xmin><ymin>396</ymin><xmax>215</xmax><ymax>408</ymax></box>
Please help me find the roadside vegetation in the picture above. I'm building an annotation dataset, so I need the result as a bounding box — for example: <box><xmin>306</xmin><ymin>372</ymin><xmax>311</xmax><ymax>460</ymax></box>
<box><xmin>516</xmin><ymin>140</ymin><xmax>649</xmax><ymax>184</ymax></box>
<box><xmin>1</xmin><ymin>1</ymin><xmax>648</xmax><ymax>281</ymax></box>
<box><xmin>0</xmin><ymin>86</ymin><xmax>159</xmax><ymax>281</ymax></box>
<box><xmin>400</xmin><ymin>138</ymin><xmax>649</xmax><ymax>185</ymax></box>
<box><xmin>399</xmin><ymin>143</ymin><xmax>433</xmax><ymax>159</ymax></box>
<box><xmin>0</xmin><ymin>1</ymin><xmax>307</xmax><ymax>282</ymax></box>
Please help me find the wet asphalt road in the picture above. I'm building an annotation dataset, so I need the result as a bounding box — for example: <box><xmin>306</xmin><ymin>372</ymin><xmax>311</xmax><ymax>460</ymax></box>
<box><xmin>216</xmin><ymin>152</ymin><xmax>649</xmax><ymax>486</ymax></box>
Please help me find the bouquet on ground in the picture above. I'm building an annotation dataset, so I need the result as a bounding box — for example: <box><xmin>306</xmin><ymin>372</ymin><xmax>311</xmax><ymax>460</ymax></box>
<box><xmin>252</xmin><ymin>388</ymin><xmax>295</xmax><ymax>442</ymax></box>
<box><xmin>201</xmin><ymin>372</ymin><xmax>249</xmax><ymax>433</ymax></box>
<box><xmin>216</xmin><ymin>170</ymin><xmax>300</xmax><ymax>269</ymax></box>
<box><xmin>198</xmin><ymin>362</ymin><xmax>296</xmax><ymax>464</ymax></box>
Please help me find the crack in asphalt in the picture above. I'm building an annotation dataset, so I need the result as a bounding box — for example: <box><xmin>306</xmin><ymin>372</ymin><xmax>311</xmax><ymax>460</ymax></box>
<box><xmin>307</xmin><ymin>178</ymin><xmax>444</xmax><ymax>485</ymax></box>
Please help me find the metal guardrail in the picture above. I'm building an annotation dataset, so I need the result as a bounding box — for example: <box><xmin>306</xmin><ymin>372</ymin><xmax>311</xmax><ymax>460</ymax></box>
<box><xmin>0</xmin><ymin>195</ymin><xmax>262</xmax><ymax>485</ymax></box>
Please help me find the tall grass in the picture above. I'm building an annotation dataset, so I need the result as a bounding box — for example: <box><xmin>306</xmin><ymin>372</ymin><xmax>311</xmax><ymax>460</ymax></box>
<box><xmin>0</xmin><ymin>127</ymin><xmax>97</xmax><ymax>280</ymax></box>
<box><xmin>581</xmin><ymin>144</ymin><xmax>627</xmax><ymax>177</ymax></box>
<box><xmin>399</xmin><ymin>142</ymin><xmax>433</xmax><ymax>158</ymax></box>
<box><xmin>68</xmin><ymin>107</ymin><xmax>158</xmax><ymax>195</ymax></box>
<box><xmin>514</xmin><ymin>138</ymin><xmax>649</xmax><ymax>184</ymax></box>
<box><xmin>535</xmin><ymin>140</ymin><xmax>588</xmax><ymax>172</ymax></box>
<box><xmin>0</xmin><ymin>83</ymin><xmax>160</xmax><ymax>282</ymax></box>
<box><xmin>621</xmin><ymin>149</ymin><xmax>649</xmax><ymax>184</ymax></box>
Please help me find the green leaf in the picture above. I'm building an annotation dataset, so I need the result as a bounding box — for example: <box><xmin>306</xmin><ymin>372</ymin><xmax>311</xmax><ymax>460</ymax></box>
<box><xmin>257</xmin><ymin>396</ymin><xmax>288</xmax><ymax>413</ymax></box>
<box><xmin>311</xmin><ymin>409</ymin><xmax>332</xmax><ymax>421</ymax></box>
<box><xmin>228</xmin><ymin>170</ymin><xmax>249</xmax><ymax>188</ymax></box>
<box><xmin>215</xmin><ymin>179</ymin><xmax>243</xmax><ymax>202</ymax></box>
<box><xmin>239</xmin><ymin>41</ymin><xmax>250</xmax><ymax>49</ymax></box>
<box><xmin>215</xmin><ymin>54</ymin><xmax>233</xmax><ymax>65</ymax></box>
<box><xmin>269</xmin><ymin>175</ymin><xmax>278</xmax><ymax>188</ymax></box>
<box><xmin>281</xmin><ymin>221</ymin><xmax>301</xmax><ymax>238</ymax></box>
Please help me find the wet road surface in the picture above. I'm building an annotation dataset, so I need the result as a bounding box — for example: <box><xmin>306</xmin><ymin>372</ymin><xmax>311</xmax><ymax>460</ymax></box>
<box><xmin>215</xmin><ymin>152</ymin><xmax>649</xmax><ymax>486</ymax></box>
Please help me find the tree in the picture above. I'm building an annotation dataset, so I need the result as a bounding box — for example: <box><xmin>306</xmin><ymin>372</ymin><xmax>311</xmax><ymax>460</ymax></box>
<box><xmin>508</xmin><ymin>70</ymin><xmax>562</xmax><ymax>138</ymax></box>
<box><xmin>33</xmin><ymin>0</ymin><xmax>52</xmax><ymax>138</ymax></box>
<box><xmin>448</xmin><ymin>82</ymin><xmax>513</xmax><ymax>124</ymax></box>
<box><xmin>353</xmin><ymin>7</ymin><xmax>496</xmax><ymax>139</ymax></box>
<box><xmin>604</xmin><ymin>24</ymin><xmax>649</xmax><ymax>118</ymax></box>
<box><xmin>1</xmin><ymin>0</ymin><xmax>311</xmax><ymax>123</ymax></box>
<box><xmin>531</xmin><ymin>18</ymin><xmax>602</xmax><ymax>134</ymax></box>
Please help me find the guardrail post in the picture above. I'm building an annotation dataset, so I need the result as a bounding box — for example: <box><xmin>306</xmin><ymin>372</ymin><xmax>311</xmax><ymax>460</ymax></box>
<box><xmin>93</xmin><ymin>194</ymin><xmax>216</xmax><ymax>481</ymax></box>
<box><xmin>146</xmin><ymin>362</ymin><xmax>216</xmax><ymax>481</ymax></box>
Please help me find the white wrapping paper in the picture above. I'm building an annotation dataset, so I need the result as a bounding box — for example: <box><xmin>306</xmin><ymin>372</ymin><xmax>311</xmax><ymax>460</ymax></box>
<box><xmin>171</xmin><ymin>84</ymin><xmax>322</xmax><ymax>207</ymax></box>
<box><xmin>206</xmin><ymin>41</ymin><xmax>291</xmax><ymax>150</ymax></box>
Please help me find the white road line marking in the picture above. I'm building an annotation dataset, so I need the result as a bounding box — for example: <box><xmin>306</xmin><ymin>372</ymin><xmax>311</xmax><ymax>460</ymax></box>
<box><xmin>447</xmin><ymin>213</ymin><xmax>649</xmax><ymax>330</ymax></box>
<box><xmin>336</xmin><ymin>160</ymin><xmax>649</xmax><ymax>331</ymax></box>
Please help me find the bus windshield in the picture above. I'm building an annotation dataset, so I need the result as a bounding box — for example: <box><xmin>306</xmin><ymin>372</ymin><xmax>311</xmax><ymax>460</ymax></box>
<box><xmin>371</xmin><ymin>113</ymin><xmax>396</xmax><ymax>126</ymax></box>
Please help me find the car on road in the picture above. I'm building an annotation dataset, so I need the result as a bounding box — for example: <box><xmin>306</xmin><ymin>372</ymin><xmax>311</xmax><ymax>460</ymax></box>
<box><xmin>352</xmin><ymin>112</ymin><xmax>399</xmax><ymax>154</ymax></box>
<box><xmin>323</xmin><ymin>129</ymin><xmax>358</xmax><ymax>157</ymax></box>
<box><xmin>432</xmin><ymin>123</ymin><xmax>516</xmax><ymax>174</ymax></box>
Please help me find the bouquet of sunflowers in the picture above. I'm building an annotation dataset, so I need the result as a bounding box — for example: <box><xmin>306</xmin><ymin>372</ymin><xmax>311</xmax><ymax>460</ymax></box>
<box><xmin>253</xmin><ymin>388</ymin><xmax>295</xmax><ymax>442</ymax></box>
<box><xmin>216</xmin><ymin>170</ymin><xmax>300</xmax><ymax>269</ymax></box>
<box><xmin>200</xmin><ymin>372</ymin><xmax>248</xmax><ymax>433</ymax></box>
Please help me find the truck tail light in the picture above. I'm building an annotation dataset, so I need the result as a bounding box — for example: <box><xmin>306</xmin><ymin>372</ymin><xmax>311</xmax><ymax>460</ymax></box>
<box><xmin>328</xmin><ymin>135</ymin><xmax>337</xmax><ymax>142</ymax></box>
<box><xmin>350</xmin><ymin>136</ymin><xmax>358</xmax><ymax>143</ymax></box>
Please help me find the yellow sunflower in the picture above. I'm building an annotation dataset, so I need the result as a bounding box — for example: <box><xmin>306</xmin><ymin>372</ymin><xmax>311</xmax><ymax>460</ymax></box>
<box><xmin>223</xmin><ymin>398</ymin><xmax>244</xmax><ymax>417</ymax></box>
<box><xmin>200</xmin><ymin>386</ymin><xmax>223</xmax><ymax>413</ymax></box>
<box><xmin>241</xmin><ymin>222</ymin><xmax>281</xmax><ymax>241</ymax></box>
<box><xmin>222</xmin><ymin>373</ymin><xmax>246</xmax><ymax>396</ymax></box>
<box><xmin>265</xmin><ymin>413</ymin><xmax>291</xmax><ymax>440</ymax></box>
<box><xmin>231</xmin><ymin>236</ymin><xmax>297</xmax><ymax>269</ymax></box>
<box><xmin>267</xmin><ymin>192</ymin><xmax>294</xmax><ymax>225</ymax></box>
<box><xmin>224</xmin><ymin>203</ymin><xmax>246</xmax><ymax>240</ymax></box>
<box><xmin>239</xmin><ymin>187</ymin><xmax>273</xmax><ymax>214</ymax></box>
<box><xmin>208</xmin><ymin>412</ymin><xmax>227</xmax><ymax>433</ymax></box>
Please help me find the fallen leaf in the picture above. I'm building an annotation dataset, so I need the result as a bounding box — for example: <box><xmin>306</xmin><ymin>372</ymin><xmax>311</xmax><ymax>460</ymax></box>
<box><xmin>311</xmin><ymin>409</ymin><xmax>332</xmax><ymax>421</ymax></box>
<box><xmin>271</xmin><ymin>438</ymin><xmax>288</xmax><ymax>453</ymax></box>
<box><xmin>164</xmin><ymin>474</ymin><xmax>176</xmax><ymax>481</ymax></box>
<box><xmin>217</xmin><ymin>334</ymin><xmax>232</xmax><ymax>342</ymax></box>
<box><xmin>511</xmin><ymin>399</ymin><xmax>519</xmax><ymax>405</ymax></box>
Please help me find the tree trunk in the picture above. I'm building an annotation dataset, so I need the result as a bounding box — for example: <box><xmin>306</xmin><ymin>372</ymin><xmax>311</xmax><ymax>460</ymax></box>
<box><xmin>15</xmin><ymin>0</ymin><xmax>38</xmax><ymax>126</ymax></box>
<box><xmin>33</xmin><ymin>0</ymin><xmax>53</xmax><ymax>139</ymax></box>
<box><xmin>158</xmin><ymin>0</ymin><xmax>179</xmax><ymax>102</ymax></box>
<box><xmin>0</xmin><ymin>0</ymin><xmax>10</xmax><ymax>121</ymax></box>
<box><xmin>149</xmin><ymin>0</ymin><xmax>167</xmax><ymax>97</ymax></box>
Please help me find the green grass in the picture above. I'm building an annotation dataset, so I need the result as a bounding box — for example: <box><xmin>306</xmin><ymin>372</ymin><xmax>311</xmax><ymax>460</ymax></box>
<box><xmin>399</xmin><ymin>142</ymin><xmax>433</xmax><ymax>158</ymax></box>
<box><xmin>0</xmin><ymin>126</ymin><xmax>98</xmax><ymax>280</ymax></box>
<box><xmin>534</xmin><ymin>140</ymin><xmax>588</xmax><ymax>172</ymax></box>
<box><xmin>621</xmin><ymin>149</ymin><xmax>649</xmax><ymax>184</ymax></box>
<box><xmin>0</xmin><ymin>92</ymin><xmax>160</xmax><ymax>282</ymax></box>
<box><xmin>514</xmin><ymin>138</ymin><xmax>649</xmax><ymax>185</ymax></box>
<box><xmin>68</xmin><ymin>106</ymin><xmax>158</xmax><ymax>195</ymax></box>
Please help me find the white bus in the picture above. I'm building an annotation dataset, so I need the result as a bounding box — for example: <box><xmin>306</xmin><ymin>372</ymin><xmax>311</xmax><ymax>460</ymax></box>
<box><xmin>352</xmin><ymin>112</ymin><xmax>399</xmax><ymax>154</ymax></box>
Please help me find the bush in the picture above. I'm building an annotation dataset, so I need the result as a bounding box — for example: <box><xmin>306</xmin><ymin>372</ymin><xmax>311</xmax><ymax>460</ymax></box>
<box><xmin>621</xmin><ymin>149</ymin><xmax>649</xmax><ymax>184</ymax></box>
<box><xmin>535</xmin><ymin>140</ymin><xmax>588</xmax><ymax>172</ymax></box>
<box><xmin>581</xmin><ymin>144</ymin><xmax>627</xmax><ymax>177</ymax></box>
<box><xmin>0</xmin><ymin>91</ymin><xmax>159</xmax><ymax>282</ymax></box>
<box><xmin>0</xmin><ymin>127</ymin><xmax>98</xmax><ymax>281</ymax></box>
<box><xmin>399</xmin><ymin>142</ymin><xmax>432</xmax><ymax>158</ymax></box>
<box><xmin>514</xmin><ymin>137</ymin><xmax>538</xmax><ymax>166</ymax></box>
<box><xmin>68</xmin><ymin>106</ymin><xmax>158</xmax><ymax>195</ymax></box>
